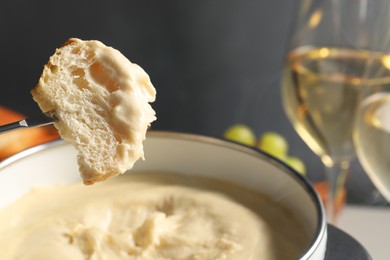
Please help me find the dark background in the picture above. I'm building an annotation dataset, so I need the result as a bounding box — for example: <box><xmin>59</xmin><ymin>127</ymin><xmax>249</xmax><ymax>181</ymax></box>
<box><xmin>0</xmin><ymin>0</ymin><xmax>386</xmax><ymax>205</ymax></box>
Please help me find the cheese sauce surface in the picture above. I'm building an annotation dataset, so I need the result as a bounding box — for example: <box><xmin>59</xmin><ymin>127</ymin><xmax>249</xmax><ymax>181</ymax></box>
<box><xmin>0</xmin><ymin>172</ymin><xmax>309</xmax><ymax>259</ymax></box>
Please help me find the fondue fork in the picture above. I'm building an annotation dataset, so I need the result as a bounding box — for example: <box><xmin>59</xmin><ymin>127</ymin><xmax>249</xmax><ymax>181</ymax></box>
<box><xmin>0</xmin><ymin>113</ymin><xmax>56</xmax><ymax>134</ymax></box>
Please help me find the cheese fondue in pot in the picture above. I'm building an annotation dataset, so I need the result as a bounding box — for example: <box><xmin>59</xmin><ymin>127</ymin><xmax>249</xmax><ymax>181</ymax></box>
<box><xmin>0</xmin><ymin>172</ymin><xmax>309</xmax><ymax>259</ymax></box>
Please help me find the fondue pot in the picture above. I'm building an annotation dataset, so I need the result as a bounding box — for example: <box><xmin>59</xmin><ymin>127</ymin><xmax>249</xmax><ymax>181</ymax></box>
<box><xmin>0</xmin><ymin>131</ymin><xmax>327</xmax><ymax>259</ymax></box>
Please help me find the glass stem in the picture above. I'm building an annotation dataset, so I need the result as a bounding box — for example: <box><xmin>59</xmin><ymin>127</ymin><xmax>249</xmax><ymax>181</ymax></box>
<box><xmin>324</xmin><ymin>159</ymin><xmax>350</xmax><ymax>224</ymax></box>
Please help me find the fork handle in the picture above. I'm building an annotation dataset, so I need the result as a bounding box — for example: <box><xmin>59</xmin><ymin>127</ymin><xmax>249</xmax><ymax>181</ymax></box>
<box><xmin>0</xmin><ymin>120</ymin><xmax>28</xmax><ymax>134</ymax></box>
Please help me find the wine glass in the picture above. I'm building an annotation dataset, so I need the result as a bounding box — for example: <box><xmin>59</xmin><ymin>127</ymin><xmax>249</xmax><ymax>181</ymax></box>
<box><xmin>354</xmin><ymin>58</ymin><xmax>390</xmax><ymax>202</ymax></box>
<box><xmin>280</xmin><ymin>0</ymin><xmax>390</xmax><ymax>222</ymax></box>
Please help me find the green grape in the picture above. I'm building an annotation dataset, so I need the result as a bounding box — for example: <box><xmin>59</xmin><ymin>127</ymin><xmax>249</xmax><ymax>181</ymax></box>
<box><xmin>257</xmin><ymin>132</ymin><xmax>288</xmax><ymax>160</ymax></box>
<box><xmin>285</xmin><ymin>156</ymin><xmax>306</xmax><ymax>175</ymax></box>
<box><xmin>223</xmin><ymin>124</ymin><xmax>256</xmax><ymax>147</ymax></box>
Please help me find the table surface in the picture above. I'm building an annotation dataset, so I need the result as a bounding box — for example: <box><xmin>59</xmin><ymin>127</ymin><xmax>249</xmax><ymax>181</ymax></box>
<box><xmin>337</xmin><ymin>205</ymin><xmax>390</xmax><ymax>260</ymax></box>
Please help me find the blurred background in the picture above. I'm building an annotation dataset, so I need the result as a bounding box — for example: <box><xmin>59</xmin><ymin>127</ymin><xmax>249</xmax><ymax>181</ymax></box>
<box><xmin>0</xmin><ymin>0</ymin><xmax>386</xmax><ymax>205</ymax></box>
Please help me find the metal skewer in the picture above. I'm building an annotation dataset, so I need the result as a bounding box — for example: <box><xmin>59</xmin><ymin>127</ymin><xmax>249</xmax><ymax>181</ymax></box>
<box><xmin>0</xmin><ymin>113</ymin><xmax>55</xmax><ymax>134</ymax></box>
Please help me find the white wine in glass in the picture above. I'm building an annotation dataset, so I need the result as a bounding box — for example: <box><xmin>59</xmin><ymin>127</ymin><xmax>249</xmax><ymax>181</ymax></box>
<box><xmin>281</xmin><ymin>0</ymin><xmax>390</xmax><ymax>222</ymax></box>
<box><xmin>355</xmin><ymin>90</ymin><xmax>390</xmax><ymax>201</ymax></box>
<box><xmin>281</xmin><ymin>46</ymin><xmax>361</xmax><ymax>221</ymax></box>
<box><xmin>282</xmin><ymin>46</ymin><xmax>364</xmax><ymax>163</ymax></box>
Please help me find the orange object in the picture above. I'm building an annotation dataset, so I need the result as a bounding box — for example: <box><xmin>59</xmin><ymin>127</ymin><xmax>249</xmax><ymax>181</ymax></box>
<box><xmin>0</xmin><ymin>106</ymin><xmax>60</xmax><ymax>160</ymax></box>
<box><xmin>313</xmin><ymin>181</ymin><xmax>347</xmax><ymax>216</ymax></box>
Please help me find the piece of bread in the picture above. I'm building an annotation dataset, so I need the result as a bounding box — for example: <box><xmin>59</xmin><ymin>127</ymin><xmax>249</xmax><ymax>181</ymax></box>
<box><xmin>31</xmin><ymin>38</ymin><xmax>156</xmax><ymax>185</ymax></box>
